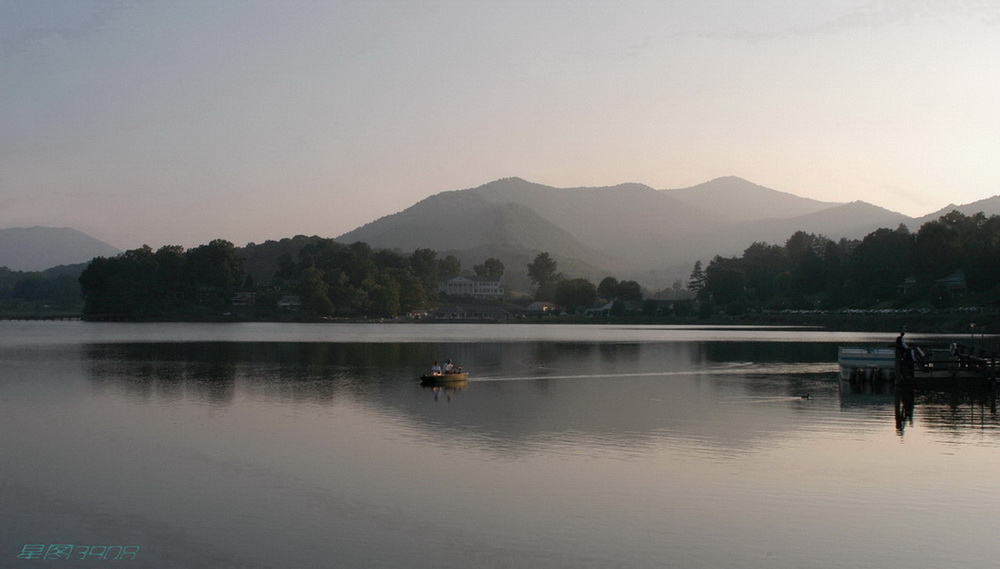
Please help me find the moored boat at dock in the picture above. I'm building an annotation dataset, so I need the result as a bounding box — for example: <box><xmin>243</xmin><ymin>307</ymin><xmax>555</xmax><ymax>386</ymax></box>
<box><xmin>838</xmin><ymin>346</ymin><xmax>895</xmax><ymax>381</ymax></box>
<box><xmin>839</xmin><ymin>343</ymin><xmax>998</xmax><ymax>389</ymax></box>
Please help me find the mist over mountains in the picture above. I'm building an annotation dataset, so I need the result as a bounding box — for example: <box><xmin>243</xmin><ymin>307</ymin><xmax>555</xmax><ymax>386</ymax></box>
<box><xmin>339</xmin><ymin>176</ymin><xmax>929</xmax><ymax>290</ymax></box>
<box><xmin>6</xmin><ymin>177</ymin><xmax>999</xmax><ymax>292</ymax></box>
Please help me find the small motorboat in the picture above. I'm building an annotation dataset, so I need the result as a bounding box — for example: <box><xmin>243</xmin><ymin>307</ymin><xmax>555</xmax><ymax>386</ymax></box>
<box><xmin>419</xmin><ymin>372</ymin><xmax>469</xmax><ymax>385</ymax></box>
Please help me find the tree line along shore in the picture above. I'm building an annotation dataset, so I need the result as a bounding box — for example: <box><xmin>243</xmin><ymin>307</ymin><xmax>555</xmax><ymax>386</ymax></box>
<box><xmin>1</xmin><ymin>211</ymin><xmax>998</xmax><ymax>334</ymax></box>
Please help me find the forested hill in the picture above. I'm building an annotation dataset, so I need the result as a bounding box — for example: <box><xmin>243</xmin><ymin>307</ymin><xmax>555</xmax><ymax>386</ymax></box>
<box><xmin>56</xmin><ymin>209</ymin><xmax>1000</xmax><ymax>326</ymax></box>
<box><xmin>10</xmin><ymin>177</ymin><xmax>1000</xmax><ymax>323</ymax></box>
<box><xmin>691</xmin><ymin>211</ymin><xmax>1000</xmax><ymax>314</ymax></box>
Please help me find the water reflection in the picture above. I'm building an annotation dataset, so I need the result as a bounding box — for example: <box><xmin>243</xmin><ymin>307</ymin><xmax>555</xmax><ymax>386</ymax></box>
<box><xmin>895</xmin><ymin>384</ymin><xmax>915</xmax><ymax>433</ymax></box>
<box><xmin>702</xmin><ymin>340</ymin><xmax>836</xmax><ymax>363</ymax></box>
<box><xmin>85</xmin><ymin>342</ymin><xmax>445</xmax><ymax>405</ymax></box>
<box><xmin>902</xmin><ymin>389</ymin><xmax>998</xmax><ymax>435</ymax></box>
<box><xmin>422</xmin><ymin>382</ymin><xmax>467</xmax><ymax>403</ymax></box>
<box><xmin>9</xmin><ymin>325</ymin><xmax>1000</xmax><ymax>569</ymax></box>
<box><xmin>83</xmin><ymin>341</ymin><xmax>842</xmax><ymax>455</ymax></box>
<box><xmin>82</xmin><ymin>339</ymin><xmax>1000</xmax><ymax>455</ymax></box>
<box><xmin>838</xmin><ymin>377</ymin><xmax>1000</xmax><ymax>435</ymax></box>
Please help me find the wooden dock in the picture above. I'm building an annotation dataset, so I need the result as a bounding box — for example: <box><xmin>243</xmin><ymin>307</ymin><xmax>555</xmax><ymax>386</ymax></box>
<box><xmin>899</xmin><ymin>347</ymin><xmax>997</xmax><ymax>391</ymax></box>
<box><xmin>839</xmin><ymin>344</ymin><xmax>998</xmax><ymax>390</ymax></box>
<box><xmin>839</xmin><ymin>344</ymin><xmax>998</xmax><ymax>433</ymax></box>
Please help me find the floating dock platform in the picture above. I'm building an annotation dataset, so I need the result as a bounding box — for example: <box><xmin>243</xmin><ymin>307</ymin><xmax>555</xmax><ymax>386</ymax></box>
<box><xmin>839</xmin><ymin>344</ymin><xmax>998</xmax><ymax>390</ymax></box>
<box><xmin>838</xmin><ymin>347</ymin><xmax>896</xmax><ymax>381</ymax></box>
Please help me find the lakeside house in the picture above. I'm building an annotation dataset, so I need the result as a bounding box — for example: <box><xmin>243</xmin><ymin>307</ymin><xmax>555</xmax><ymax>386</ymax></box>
<box><xmin>936</xmin><ymin>270</ymin><xmax>968</xmax><ymax>296</ymax></box>
<box><xmin>440</xmin><ymin>276</ymin><xmax>504</xmax><ymax>300</ymax></box>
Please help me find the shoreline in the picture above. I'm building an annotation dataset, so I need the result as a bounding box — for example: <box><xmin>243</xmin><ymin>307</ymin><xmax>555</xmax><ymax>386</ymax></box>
<box><xmin>2</xmin><ymin>311</ymin><xmax>997</xmax><ymax>335</ymax></box>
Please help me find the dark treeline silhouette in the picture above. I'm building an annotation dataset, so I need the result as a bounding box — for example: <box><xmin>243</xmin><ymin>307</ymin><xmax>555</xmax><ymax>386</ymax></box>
<box><xmin>693</xmin><ymin>211</ymin><xmax>1000</xmax><ymax>314</ymax></box>
<box><xmin>270</xmin><ymin>239</ymin><xmax>460</xmax><ymax>318</ymax></box>
<box><xmin>526</xmin><ymin>252</ymin><xmax>649</xmax><ymax>315</ymax></box>
<box><xmin>0</xmin><ymin>265</ymin><xmax>84</xmax><ymax>314</ymax></box>
<box><xmin>13</xmin><ymin>210</ymin><xmax>998</xmax><ymax>322</ymax></box>
<box><xmin>76</xmin><ymin>237</ymin><xmax>466</xmax><ymax>320</ymax></box>
<box><xmin>79</xmin><ymin>239</ymin><xmax>244</xmax><ymax>319</ymax></box>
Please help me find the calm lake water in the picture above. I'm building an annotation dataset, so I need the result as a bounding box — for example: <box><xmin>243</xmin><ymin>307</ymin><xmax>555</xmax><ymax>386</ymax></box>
<box><xmin>2</xmin><ymin>321</ymin><xmax>999</xmax><ymax>568</ymax></box>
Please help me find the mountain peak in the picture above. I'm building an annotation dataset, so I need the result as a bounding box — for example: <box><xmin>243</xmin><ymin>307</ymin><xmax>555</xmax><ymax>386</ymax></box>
<box><xmin>708</xmin><ymin>175</ymin><xmax>753</xmax><ymax>184</ymax></box>
<box><xmin>474</xmin><ymin>177</ymin><xmax>546</xmax><ymax>191</ymax></box>
<box><xmin>916</xmin><ymin>195</ymin><xmax>1000</xmax><ymax>225</ymax></box>
<box><xmin>0</xmin><ymin>226</ymin><xmax>121</xmax><ymax>271</ymax></box>
<box><xmin>333</xmin><ymin>176</ymin><xmax>987</xmax><ymax>289</ymax></box>
<box><xmin>665</xmin><ymin>178</ymin><xmax>838</xmax><ymax>222</ymax></box>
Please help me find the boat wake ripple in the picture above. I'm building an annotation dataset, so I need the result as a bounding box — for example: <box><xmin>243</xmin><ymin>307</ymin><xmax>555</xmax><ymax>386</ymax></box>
<box><xmin>472</xmin><ymin>362</ymin><xmax>837</xmax><ymax>382</ymax></box>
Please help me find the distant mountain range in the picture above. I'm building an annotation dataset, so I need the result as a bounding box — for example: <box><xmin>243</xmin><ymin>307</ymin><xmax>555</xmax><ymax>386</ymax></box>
<box><xmin>916</xmin><ymin>195</ymin><xmax>1000</xmax><ymax>224</ymax></box>
<box><xmin>339</xmin><ymin>176</ymin><xmax>997</xmax><ymax>291</ymax></box>
<box><xmin>7</xmin><ymin>177</ymin><xmax>999</xmax><ymax>289</ymax></box>
<box><xmin>0</xmin><ymin>227</ymin><xmax>120</xmax><ymax>272</ymax></box>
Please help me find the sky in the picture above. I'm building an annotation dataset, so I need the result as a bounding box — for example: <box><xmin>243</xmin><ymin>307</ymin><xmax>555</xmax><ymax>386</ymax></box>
<box><xmin>2</xmin><ymin>0</ymin><xmax>999</xmax><ymax>250</ymax></box>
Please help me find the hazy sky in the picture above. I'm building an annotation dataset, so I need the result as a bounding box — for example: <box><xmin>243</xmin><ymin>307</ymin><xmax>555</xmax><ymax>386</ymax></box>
<box><xmin>2</xmin><ymin>1</ymin><xmax>999</xmax><ymax>250</ymax></box>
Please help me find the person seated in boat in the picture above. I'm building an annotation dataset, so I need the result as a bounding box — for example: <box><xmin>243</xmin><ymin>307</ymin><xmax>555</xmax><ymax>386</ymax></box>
<box><xmin>430</xmin><ymin>361</ymin><xmax>442</xmax><ymax>376</ymax></box>
<box><xmin>444</xmin><ymin>358</ymin><xmax>460</xmax><ymax>374</ymax></box>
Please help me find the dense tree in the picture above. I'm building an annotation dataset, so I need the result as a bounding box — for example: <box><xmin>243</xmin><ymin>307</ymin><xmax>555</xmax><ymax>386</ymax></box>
<box><xmin>703</xmin><ymin>256</ymin><xmax>745</xmax><ymax>306</ymax></box>
<box><xmin>79</xmin><ymin>246</ymin><xmax>165</xmax><ymax>317</ymax></box>
<box><xmin>343</xmin><ymin>242</ymin><xmax>376</xmax><ymax>285</ymax></box>
<box><xmin>154</xmin><ymin>245</ymin><xmax>188</xmax><ymax>309</ymax></box>
<box><xmin>78</xmin><ymin>237</ymin><xmax>458</xmax><ymax>320</ymax></box>
<box><xmin>1</xmin><ymin>267</ymin><xmax>82</xmax><ymax>312</ymax></box>
<box><xmin>597</xmin><ymin>276</ymin><xmax>619</xmax><ymax>299</ymax></box>
<box><xmin>327</xmin><ymin>270</ymin><xmax>367</xmax><ymax>317</ymax></box>
<box><xmin>409</xmin><ymin>248</ymin><xmax>439</xmax><ymax>292</ymax></box>
<box><xmin>615</xmin><ymin>280</ymin><xmax>643</xmax><ymax>301</ymax></box>
<box><xmin>740</xmin><ymin>242</ymin><xmax>787</xmax><ymax>302</ymax></box>
<box><xmin>438</xmin><ymin>255</ymin><xmax>461</xmax><ymax>281</ymax></box>
<box><xmin>187</xmin><ymin>239</ymin><xmax>243</xmax><ymax>308</ymax></box>
<box><xmin>367</xmin><ymin>271</ymin><xmax>401</xmax><ymax>317</ymax></box>
<box><xmin>527</xmin><ymin>252</ymin><xmax>561</xmax><ymax>287</ymax></box>
<box><xmin>785</xmin><ymin>231</ymin><xmax>829</xmax><ymax>295</ymax></box>
<box><xmin>11</xmin><ymin>273</ymin><xmax>48</xmax><ymax>302</ymax></box>
<box><xmin>967</xmin><ymin>215</ymin><xmax>1000</xmax><ymax>293</ymax></box>
<box><xmin>913</xmin><ymin>219</ymin><xmax>959</xmax><ymax>281</ymax></box>
<box><xmin>79</xmin><ymin>256</ymin><xmax>124</xmax><ymax>315</ymax></box>
<box><xmin>79</xmin><ymin>242</ymin><xmax>232</xmax><ymax>317</ymax></box>
<box><xmin>374</xmin><ymin>249</ymin><xmax>406</xmax><ymax>270</ymax></box>
<box><xmin>554</xmin><ymin>278</ymin><xmax>597</xmax><ymax>313</ymax></box>
<box><xmin>845</xmin><ymin>226</ymin><xmax>913</xmax><ymax>303</ymax></box>
<box><xmin>74</xmin><ymin>209</ymin><xmax>1000</xmax><ymax>321</ymax></box>
<box><xmin>275</xmin><ymin>252</ymin><xmax>297</xmax><ymax>280</ymax></box>
<box><xmin>533</xmin><ymin>282</ymin><xmax>558</xmax><ymax>303</ymax></box>
<box><xmin>299</xmin><ymin>267</ymin><xmax>335</xmax><ymax>317</ymax></box>
<box><xmin>473</xmin><ymin>257</ymin><xmax>505</xmax><ymax>280</ymax></box>
<box><xmin>396</xmin><ymin>271</ymin><xmax>430</xmax><ymax>314</ymax></box>
<box><xmin>912</xmin><ymin>212</ymin><xmax>1000</xmax><ymax>295</ymax></box>
<box><xmin>688</xmin><ymin>261</ymin><xmax>706</xmax><ymax>298</ymax></box>
<box><xmin>689</xmin><ymin>210</ymin><xmax>1000</xmax><ymax>313</ymax></box>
